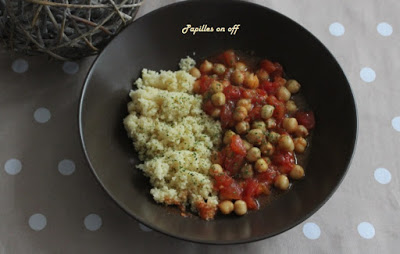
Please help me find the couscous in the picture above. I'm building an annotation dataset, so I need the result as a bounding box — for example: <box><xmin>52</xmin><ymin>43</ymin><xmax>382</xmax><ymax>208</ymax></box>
<box><xmin>123</xmin><ymin>57</ymin><xmax>222</xmax><ymax>220</ymax></box>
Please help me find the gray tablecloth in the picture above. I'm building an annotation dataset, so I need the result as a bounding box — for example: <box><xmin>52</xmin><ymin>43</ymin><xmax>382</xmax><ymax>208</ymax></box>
<box><xmin>1</xmin><ymin>0</ymin><xmax>399</xmax><ymax>253</ymax></box>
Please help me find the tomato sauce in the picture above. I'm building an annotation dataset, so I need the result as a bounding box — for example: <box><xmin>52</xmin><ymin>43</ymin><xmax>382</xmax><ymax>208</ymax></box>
<box><xmin>192</xmin><ymin>50</ymin><xmax>315</xmax><ymax>219</ymax></box>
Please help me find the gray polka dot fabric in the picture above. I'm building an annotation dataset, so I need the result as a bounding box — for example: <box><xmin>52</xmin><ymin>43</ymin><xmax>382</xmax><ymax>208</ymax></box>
<box><xmin>0</xmin><ymin>0</ymin><xmax>399</xmax><ymax>253</ymax></box>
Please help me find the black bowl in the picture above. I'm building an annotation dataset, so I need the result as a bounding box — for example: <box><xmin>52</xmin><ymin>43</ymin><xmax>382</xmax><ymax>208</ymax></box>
<box><xmin>79</xmin><ymin>0</ymin><xmax>357</xmax><ymax>244</ymax></box>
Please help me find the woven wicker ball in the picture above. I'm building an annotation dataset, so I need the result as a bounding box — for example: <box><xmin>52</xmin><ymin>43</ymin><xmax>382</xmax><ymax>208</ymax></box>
<box><xmin>0</xmin><ymin>0</ymin><xmax>143</xmax><ymax>60</ymax></box>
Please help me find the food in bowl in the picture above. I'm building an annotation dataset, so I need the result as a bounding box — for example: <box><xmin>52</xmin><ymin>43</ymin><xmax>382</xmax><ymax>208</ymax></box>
<box><xmin>124</xmin><ymin>50</ymin><xmax>315</xmax><ymax>220</ymax></box>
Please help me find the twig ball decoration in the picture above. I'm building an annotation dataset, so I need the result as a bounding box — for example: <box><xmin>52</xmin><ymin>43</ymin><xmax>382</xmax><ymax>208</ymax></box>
<box><xmin>0</xmin><ymin>0</ymin><xmax>143</xmax><ymax>60</ymax></box>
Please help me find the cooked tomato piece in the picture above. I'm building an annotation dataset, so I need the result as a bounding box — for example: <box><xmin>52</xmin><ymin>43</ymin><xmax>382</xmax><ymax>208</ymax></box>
<box><xmin>250</xmin><ymin>89</ymin><xmax>267</xmax><ymax>105</ymax></box>
<box><xmin>274</xmin><ymin>76</ymin><xmax>286</xmax><ymax>86</ymax></box>
<box><xmin>196</xmin><ymin>201</ymin><xmax>217</xmax><ymax>220</ymax></box>
<box><xmin>202</xmin><ymin>100</ymin><xmax>215</xmax><ymax>115</ymax></box>
<box><xmin>243</xmin><ymin>88</ymin><xmax>267</xmax><ymax>104</ymax></box>
<box><xmin>220</xmin><ymin>146</ymin><xmax>245</xmax><ymax>175</ymax></box>
<box><xmin>273</xmin><ymin>102</ymin><xmax>286</xmax><ymax>123</ymax></box>
<box><xmin>242</xmin><ymin>178</ymin><xmax>260</xmax><ymax>210</ymax></box>
<box><xmin>260</xmin><ymin>81</ymin><xmax>280</xmax><ymax>95</ymax></box>
<box><xmin>220</xmin><ymin>100</ymin><xmax>235</xmax><ymax>128</ymax></box>
<box><xmin>224</xmin><ymin>152</ymin><xmax>245</xmax><ymax>176</ymax></box>
<box><xmin>214</xmin><ymin>173</ymin><xmax>242</xmax><ymax>200</ymax></box>
<box><xmin>230</xmin><ymin>135</ymin><xmax>247</xmax><ymax>156</ymax></box>
<box><xmin>266</xmin><ymin>95</ymin><xmax>285</xmax><ymax>123</ymax></box>
<box><xmin>248</xmin><ymin>105</ymin><xmax>262</xmax><ymax>121</ymax></box>
<box><xmin>214</xmin><ymin>172</ymin><xmax>233</xmax><ymax>188</ymax></box>
<box><xmin>270</xmin><ymin>63</ymin><xmax>283</xmax><ymax>79</ymax></box>
<box><xmin>295</xmin><ymin>111</ymin><xmax>315</xmax><ymax>130</ymax></box>
<box><xmin>257</xmin><ymin>166</ymin><xmax>278</xmax><ymax>184</ymax></box>
<box><xmin>198</xmin><ymin>75</ymin><xmax>213</xmax><ymax>94</ymax></box>
<box><xmin>266</xmin><ymin>95</ymin><xmax>279</xmax><ymax>107</ymax></box>
<box><xmin>223</xmin><ymin>85</ymin><xmax>242</xmax><ymax>101</ymax></box>
<box><xmin>219</xmin><ymin>184</ymin><xmax>242</xmax><ymax>200</ymax></box>
<box><xmin>242</xmin><ymin>88</ymin><xmax>255</xmax><ymax>99</ymax></box>
<box><xmin>221</xmin><ymin>50</ymin><xmax>237</xmax><ymax>67</ymax></box>
<box><xmin>273</xmin><ymin>151</ymin><xmax>295</xmax><ymax>170</ymax></box>
<box><xmin>260</xmin><ymin>60</ymin><xmax>283</xmax><ymax>79</ymax></box>
<box><xmin>260</xmin><ymin>59</ymin><xmax>276</xmax><ymax>73</ymax></box>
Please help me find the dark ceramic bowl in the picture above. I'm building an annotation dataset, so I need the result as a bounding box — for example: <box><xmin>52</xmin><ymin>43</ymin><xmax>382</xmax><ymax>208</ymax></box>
<box><xmin>79</xmin><ymin>0</ymin><xmax>357</xmax><ymax>244</ymax></box>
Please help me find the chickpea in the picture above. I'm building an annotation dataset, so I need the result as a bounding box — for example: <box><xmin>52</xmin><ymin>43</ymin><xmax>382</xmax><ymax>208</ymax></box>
<box><xmin>189</xmin><ymin>67</ymin><xmax>201</xmax><ymax>78</ymax></box>
<box><xmin>277</xmin><ymin>86</ymin><xmax>291</xmax><ymax>102</ymax></box>
<box><xmin>274</xmin><ymin>175</ymin><xmax>290</xmax><ymax>190</ymax></box>
<box><xmin>294</xmin><ymin>137</ymin><xmax>307</xmax><ymax>153</ymax></box>
<box><xmin>282</xmin><ymin>118</ymin><xmax>299</xmax><ymax>133</ymax></box>
<box><xmin>267</xmin><ymin>131</ymin><xmax>280</xmax><ymax>144</ymax></box>
<box><xmin>289</xmin><ymin>164</ymin><xmax>305</xmax><ymax>180</ymax></box>
<box><xmin>211</xmin><ymin>108</ymin><xmax>221</xmax><ymax>118</ymax></box>
<box><xmin>233</xmin><ymin>106</ymin><xmax>248</xmax><ymax>121</ymax></box>
<box><xmin>200</xmin><ymin>60</ymin><xmax>213</xmax><ymax>73</ymax></box>
<box><xmin>295</xmin><ymin>125</ymin><xmax>309</xmax><ymax>137</ymax></box>
<box><xmin>210</xmin><ymin>81</ymin><xmax>224</xmax><ymax>94</ymax></box>
<box><xmin>255</xmin><ymin>158</ymin><xmax>269</xmax><ymax>173</ymax></box>
<box><xmin>237</xmin><ymin>99</ymin><xmax>252</xmax><ymax>112</ymax></box>
<box><xmin>234</xmin><ymin>121</ymin><xmax>249</xmax><ymax>134</ymax></box>
<box><xmin>209</xmin><ymin>164</ymin><xmax>223</xmax><ymax>176</ymax></box>
<box><xmin>244</xmin><ymin>73</ymin><xmax>260</xmax><ymax>89</ymax></box>
<box><xmin>242</xmin><ymin>140</ymin><xmax>253</xmax><ymax>151</ymax></box>
<box><xmin>223</xmin><ymin>130</ymin><xmax>236</xmax><ymax>144</ymax></box>
<box><xmin>211</xmin><ymin>92</ymin><xmax>226</xmax><ymax>106</ymax></box>
<box><xmin>285</xmin><ymin>100</ymin><xmax>298</xmax><ymax>114</ymax></box>
<box><xmin>278</xmin><ymin>134</ymin><xmax>295</xmax><ymax>152</ymax></box>
<box><xmin>235</xmin><ymin>61</ymin><xmax>247</xmax><ymax>71</ymax></box>
<box><xmin>231</xmin><ymin>70</ymin><xmax>245</xmax><ymax>85</ymax></box>
<box><xmin>219</xmin><ymin>200</ymin><xmax>234</xmax><ymax>215</ymax></box>
<box><xmin>193</xmin><ymin>80</ymin><xmax>201</xmax><ymax>94</ymax></box>
<box><xmin>246</xmin><ymin>129</ymin><xmax>264</xmax><ymax>145</ymax></box>
<box><xmin>265</xmin><ymin>118</ymin><xmax>277</xmax><ymax>129</ymax></box>
<box><xmin>251</xmin><ymin>121</ymin><xmax>267</xmax><ymax>132</ymax></box>
<box><xmin>261</xmin><ymin>105</ymin><xmax>275</xmax><ymax>119</ymax></box>
<box><xmin>260</xmin><ymin>142</ymin><xmax>275</xmax><ymax>156</ymax></box>
<box><xmin>246</xmin><ymin>147</ymin><xmax>261</xmax><ymax>162</ymax></box>
<box><xmin>256</xmin><ymin>69</ymin><xmax>270</xmax><ymax>81</ymax></box>
<box><xmin>213</xmin><ymin>63</ymin><xmax>226</xmax><ymax>75</ymax></box>
<box><xmin>241</xmin><ymin>164</ymin><xmax>254</xmax><ymax>178</ymax></box>
<box><xmin>286</xmin><ymin>79</ymin><xmax>301</xmax><ymax>94</ymax></box>
<box><xmin>234</xmin><ymin>200</ymin><xmax>247</xmax><ymax>216</ymax></box>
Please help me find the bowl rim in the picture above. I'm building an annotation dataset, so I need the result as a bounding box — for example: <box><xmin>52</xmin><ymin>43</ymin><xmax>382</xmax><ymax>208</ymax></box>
<box><xmin>78</xmin><ymin>0</ymin><xmax>358</xmax><ymax>245</ymax></box>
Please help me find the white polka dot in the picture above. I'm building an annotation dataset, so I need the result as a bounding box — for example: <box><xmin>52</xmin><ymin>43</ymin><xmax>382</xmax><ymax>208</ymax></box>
<box><xmin>34</xmin><ymin>108</ymin><xmax>51</xmax><ymax>123</ymax></box>
<box><xmin>139</xmin><ymin>223</ymin><xmax>153</xmax><ymax>232</ymax></box>
<box><xmin>303</xmin><ymin>222</ymin><xmax>321</xmax><ymax>240</ymax></box>
<box><xmin>358</xmin><ymin>222</ymin><xmax>375</xmax><ymax>239</ymax></box>
<box><xmin>63</xmin><ymin>61</ymin><xmax>79</xmax><ymax>74</ymax></box>
<box><xmin>377</xmin><ymin>22</ymin><xmax>393</xmax><ymax>36</ymax></box>
<box><xmin>374</xmin><ymin>168</ymin><xmax>391</xmax><ymax>184</ymax></box>
<box><xmin>329</xmin><ymin>22</ymin><xmax>345</xmax><ymax>36</ymax></box>
<box><xmin>58</xmin><ymin>159</ymin><xmax>76</xmax><ymax>176</ymax></box>
<box><xmin>4</xmin><ymin>158</ymin><xmax>22</xmax><ymax>175</ymax></box>
<box><xmin>29</xmin><ymin>214</ymin><xmax>47</xmax><ymax>231</ymax></box>
<box><xmin>84</xmin><ymin>214</ymin><xmax>102</xmax><ymax>231</ymax></box>
<box><xmin>360</xmin><ymin>67</ymin><xmax>376</xmax><ymax>83</ymax></box>
<box><xmin>11</xmin><ymin>59</ymin><xmax>29</xmax><ymax>73</ymax></box>
<box><xmin>392</xmin><ymin>116</ymin><xmax>400</xmax><ymax>132</ymax></box>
